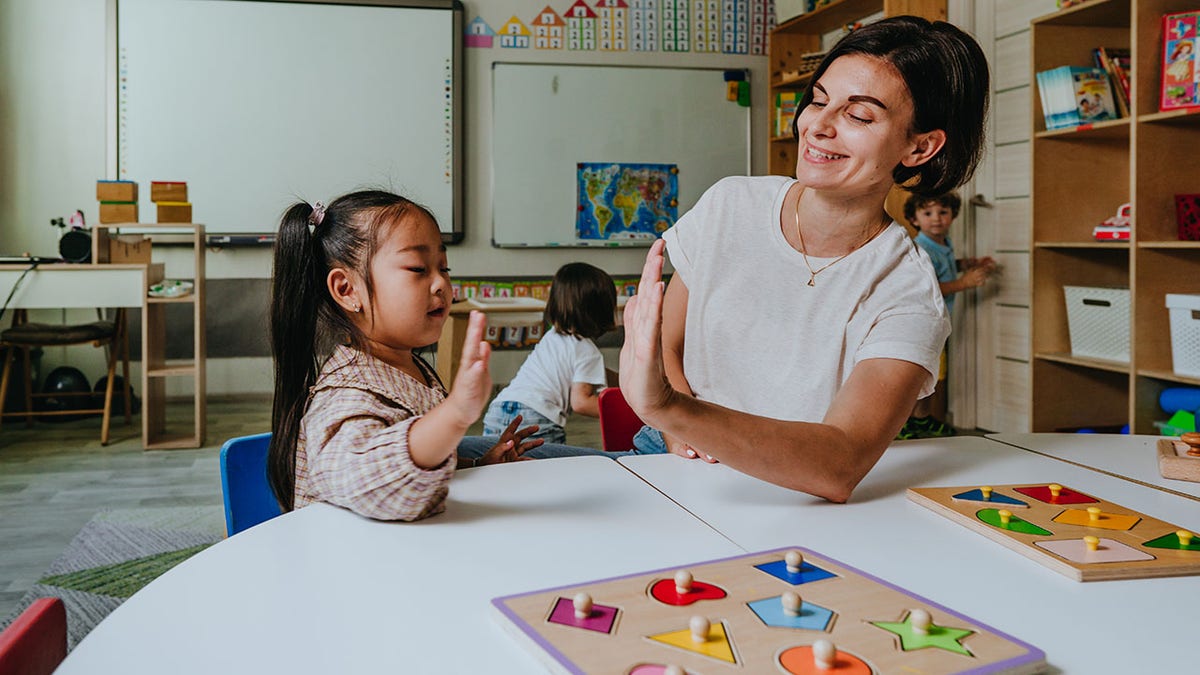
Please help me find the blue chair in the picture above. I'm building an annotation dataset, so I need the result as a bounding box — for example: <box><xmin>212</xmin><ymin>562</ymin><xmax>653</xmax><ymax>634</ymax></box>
<box><xmin>219</xmin><ymin>432</ymin><xmax>282</xmax><ymax>536</ymax></box>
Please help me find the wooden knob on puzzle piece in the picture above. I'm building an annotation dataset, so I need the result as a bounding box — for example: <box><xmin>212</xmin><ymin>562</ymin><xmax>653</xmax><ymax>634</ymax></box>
<box><xmin>689</xmin><ymin>616</ymin><xmax>710</xmax><ymax>643</ymax></box>
<box><xmin>812</xmin><ymin>639</ymin><xmax>836</xmax><ymax>670</ymax></box>
<box><xmin>981</xmin><ymin>486</ymin><xmax>993</xmax><ymax>500</ymax></box>
<box><xmin>674</xmin><ymin>570</ymin><xmax>693</xmax><ymax>595</ymax></box>
<box><xmin>782</xmin><ymin>590</ymin><xmax>802</xmax><ymax>617</ymax></box>
<box><xmin>1087</xmin><ymin>506</ymin><xmax>1102</xmax><ymax>522</ymax></box>
<box><xmin>1048</xmin><ymin>484</ymin><xmax>1062</xmax><ymax>499</ymax></box>
<box><xmin>998</xmin><ymin>509</ymin><xmax>1012</xmax><ymax>526</ymax></box>
<box><xmin>1084</xmin><ymin>535</ymin><xmax>1100</xmax><ymax>552</ymax></box>
<box><xmin>910</xmin><ymin>608</ymin><xmax>932</xmax><ymax>636</ymax></box>
<box><xmin>573</xmin><ymin>592</ymin><xmax>593</xmax><ymax>620</ymax></box>
<box><xmin>1178</xmin><ymin>530</ymin><xmax>1194</xmax><ymax>547</ymax></box>
<box><xmin>785</xmin><ymin>550</ymin><xmax>804</xmax><ymax>574</ymax></box>
<box><xmin>664</xmin><ymin>666</ymin><xmax>685</xmax><ymax>675</ymax></box>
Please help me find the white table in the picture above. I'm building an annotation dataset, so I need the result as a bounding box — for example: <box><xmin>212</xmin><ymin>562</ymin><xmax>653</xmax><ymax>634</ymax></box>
<box><xmin>618</xmin><ymin>436</ymin><xmax>1200</xmax><ymax>672</ymax></box>
<box><xmin>988</xmin><ymin>432</ymin><xmax>1200</xmax><ymax>500</ymax></box>
<box><xmin>56</xmin><ymin>457</ymin><xmax>744</xmax><ymax>674</ymax></box>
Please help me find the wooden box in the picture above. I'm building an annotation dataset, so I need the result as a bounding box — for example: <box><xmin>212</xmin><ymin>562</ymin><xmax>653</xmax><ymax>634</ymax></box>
<box><xmin>96</xmin><ymin>180</ymin><xmax>138</xmax><ymax>202</ymax></box>
<box><xmin>99</xmin><ymin>201</ymin><xmax>139</xmax><ymax>224</ymax></box>
<box><xmin>156</xmin><ymin>201</ymin><xmax>193</xmax><ymax>223</ymax></box>
<box><xmin>108</xmin><ymin>234</ymin><xmax>152</xmax><ymax>264</ymax></box>
<box><xmin>150</xmin><ymin>181</ymin><xmax>188</xmax><ymax>202</ymax></box>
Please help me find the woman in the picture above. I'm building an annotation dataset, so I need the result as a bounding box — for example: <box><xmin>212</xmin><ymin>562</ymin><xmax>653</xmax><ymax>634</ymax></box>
<box><xmin>619</xmin><ymin>16</ymin><xmax>989</xmax><ymax>502</ymax></box>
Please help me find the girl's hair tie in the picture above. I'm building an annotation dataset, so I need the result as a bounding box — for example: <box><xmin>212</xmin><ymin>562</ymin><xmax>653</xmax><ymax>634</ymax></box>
<box><xmin>309</xmin><ymin>201</ymin><xmax>327</xmax><ymax>228</ymax></box>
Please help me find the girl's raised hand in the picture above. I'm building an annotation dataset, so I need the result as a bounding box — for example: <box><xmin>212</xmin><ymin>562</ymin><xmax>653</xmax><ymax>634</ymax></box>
<box><xmin>476</xmin><ymin>415</ymin><xmax>542</xmax><ymax>466</ymax></box>
<box><xmin>619</xmin><ymin>239</ymin><xmax>676</xmax><ymax>425</ymax></box>
<box><xmin>445</xmin><ymin>311</ymin><xmax>493</xmax><ymax>427</ymax></box>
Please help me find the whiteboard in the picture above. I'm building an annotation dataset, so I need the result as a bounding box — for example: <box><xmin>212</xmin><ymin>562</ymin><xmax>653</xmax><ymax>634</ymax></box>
<box><xmin>491</xmin><ymin>63</ymin><xmax>751</xmax><ymax>248</ymax></box>
<box><xmin>114</xmin><ymin>0</ymin><xmax>462</xmax><ymax>241</ymax></box>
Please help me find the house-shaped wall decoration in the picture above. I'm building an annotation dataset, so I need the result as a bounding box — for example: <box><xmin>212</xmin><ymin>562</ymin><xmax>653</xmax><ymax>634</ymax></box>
<box><xmin>659</xmin><ymin>0</ymin><xmax>690</xmax><ymax>52</ymax></box>
<box><xmin>499</xmin><ymin>16</ymin><xmax>531</xmax><ymax>48</ymax></box>
<box><xmin>565</xmin><ymin>0</ymin><xmax>597</xmax><ymax>51</ymax></box>
<box><xmin>595</xmin><ymin>0</ymin><xmax>628</xmax><ymax>51</ymax></box>
<box><xmin>533</xmin><ymin>6</ymin><xmax>565</xmax><ymax>49</ymax></box>
<box><xmin>464</xmin><ymin>16</ymin><xmax>495</xmax><ymax>48</ymax></box>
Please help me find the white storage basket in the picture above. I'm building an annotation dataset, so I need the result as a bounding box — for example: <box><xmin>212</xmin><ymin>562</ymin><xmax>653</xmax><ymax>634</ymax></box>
<box><xmin>1063</xmin><ymin>286</ymin><xmax>1130</xmax><ymax>363</ymax></box>
<box><xmin>1167</xmin><ymin>293</ymin><xmax>1200</xmax><ymax>378</ymax></box>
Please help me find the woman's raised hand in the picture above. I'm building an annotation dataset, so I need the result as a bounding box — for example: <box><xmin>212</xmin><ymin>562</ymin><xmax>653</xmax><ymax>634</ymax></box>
<box><xmin>619</xmin><ymin>239</ymin><xmax>676</xmax><ymax>425</ymax></box>
<box><xmin>446</xmin><ymin>311</ymin><xmax>492</xmax><ymax>427</ymax></box>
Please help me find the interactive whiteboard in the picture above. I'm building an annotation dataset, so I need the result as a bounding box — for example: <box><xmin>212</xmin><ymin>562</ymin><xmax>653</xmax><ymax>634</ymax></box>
<box><xmin>491</xmin><ymin>63</ymin><xmax>751</xmax><ymax>248</ymax></box>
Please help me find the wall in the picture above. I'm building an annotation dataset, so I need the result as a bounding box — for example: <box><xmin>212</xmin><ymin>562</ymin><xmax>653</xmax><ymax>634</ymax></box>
<box><xmin>0</xmin><ymin>0</ymin><xmax>769</xmax><ymax>394</ymax></box>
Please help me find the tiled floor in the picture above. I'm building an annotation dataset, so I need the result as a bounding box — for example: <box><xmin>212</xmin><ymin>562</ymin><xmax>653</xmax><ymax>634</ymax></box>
<box><xmin>0</xmin><ymin>396</ymin><xmax>603</xmax><ymax>620</ymax></box>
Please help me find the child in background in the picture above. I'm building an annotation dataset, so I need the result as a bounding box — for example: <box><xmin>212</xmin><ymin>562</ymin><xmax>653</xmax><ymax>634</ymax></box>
<box><xmin>269</xmin><ymin>190</ymin><xmax>581</xmax><ymax>522</ymax></box>
<box><xmin>484</xmin><ymin>263</ymin><xmax>618</xmax><ymax>444</ymax></box>
<box><xmin>899</xmin><ymin>191</ymin><xmax>996</xmax><ymax>438</ymax></box>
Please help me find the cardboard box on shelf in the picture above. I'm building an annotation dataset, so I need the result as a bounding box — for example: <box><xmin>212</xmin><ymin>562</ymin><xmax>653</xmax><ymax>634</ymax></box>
<box><xmin>96</xmin><ymin>180</ymin><xmax>138</xmax><ymax>202</ymax></box>
<box><xmin>156</xmin><ymin>201</ymin><xmax>193</xmax><ymax>223</ymax></box>
<box><xmin>98</xmin><ymin>201</ymin><xmax>138</xmax><ymax>224</ymax></box>
<box><xmin>150</xmin><ymin>181</ymin><xmax>188</xmax><ymax>202</ymax></box>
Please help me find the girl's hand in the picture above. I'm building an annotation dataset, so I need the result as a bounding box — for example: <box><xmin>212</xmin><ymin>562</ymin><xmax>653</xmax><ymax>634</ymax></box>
<box><xmin>477</xmin><ymin>415</ymin><xmax>542</xmax><ymax>466</ymax></box>
<box><xmin>619</xmin><ymin>240</ymin><xmax>677</xmax><ymax>425</ymax></box>
<box><xmin>445</xmin><ymin>311</ymin><xmax>492</xmax><ymax>427</ymax></box>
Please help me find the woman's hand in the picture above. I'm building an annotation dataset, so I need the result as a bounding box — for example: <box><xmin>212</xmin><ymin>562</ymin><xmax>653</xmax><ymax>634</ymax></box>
<box><xmin>619</xmin><ymin>240</ymin><xmax>678</xmax><ymax>426</ymax></box>
<box><xmin>664</xmin><ymin>432</ymin><xmax>717</xmax><ymax>463</ymax></box>
<box><xmin>444</xmin><ymin>311</ymin><xmax>492</xmax><ymax>427</ymax></box>
<box><xmin>476</xmin><ymin>415</ymin><xmax>542</xmax><ymax>466</ymax></box>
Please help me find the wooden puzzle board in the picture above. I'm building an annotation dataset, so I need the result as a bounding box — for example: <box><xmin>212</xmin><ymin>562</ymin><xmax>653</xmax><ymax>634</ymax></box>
<box><xmin>492</xmin><ymin>547</ymin><xmax>1044</xmax><ymax>675</ymax></box>
<box><xmin>1158</xmin><ymin>439</ymin><xmax>1200</xmax><ymax>483</ymax></box>
<box><xmin>909</xmin><ymin>483</ymin><xmax>1200</xmax><ymax>582</ymax></box>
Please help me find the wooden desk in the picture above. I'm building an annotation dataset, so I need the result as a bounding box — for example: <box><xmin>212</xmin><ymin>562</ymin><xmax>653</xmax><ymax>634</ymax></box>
<box><xmin>56</xmin><ymin>457</ymin><xmax>744</xmax><ymax>674</ymax></box>
<box><xmin>0</xmin><ymin>262</ymin><xmax>162</xmax><ymax>448</ymax></box>
<box><xmin>987</xmin><ymin>432</ymin><xmax>1200</xmax><ymax>501</ymax></box>
<box><xmin>618</xmin><ymin>437</ymin><xmax>1200</xmax><ymax>672</ymax></box>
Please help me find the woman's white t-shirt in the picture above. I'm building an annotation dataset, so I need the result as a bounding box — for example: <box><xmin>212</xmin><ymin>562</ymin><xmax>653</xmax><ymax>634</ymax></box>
<box><xmin>661</xmin><ymin>175</ymin><xmax>949</xmax><ymax>423</ymax></box>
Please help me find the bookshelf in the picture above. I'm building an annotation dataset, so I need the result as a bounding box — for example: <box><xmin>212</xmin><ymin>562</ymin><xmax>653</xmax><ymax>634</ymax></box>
<box><xmin>93</xmin><ymin>223</ymin><xmax>206</xmax><ymax>449</ymax></box>
<box><xmin>767</xmin><ymin>0</ymin><xmax>947</xmax><ymax>176</ymax></box>
<box><xmin>1030</xmin><ymin>0</ymin><xmax>1200</xmax><ymax>434</ymax></box>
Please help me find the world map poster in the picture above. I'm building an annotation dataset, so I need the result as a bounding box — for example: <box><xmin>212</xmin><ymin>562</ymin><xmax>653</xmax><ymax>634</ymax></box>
<box><xmin>576</xmin><ymin>162</ymin><xmax>678</xmax><ymax>242</ymax></box>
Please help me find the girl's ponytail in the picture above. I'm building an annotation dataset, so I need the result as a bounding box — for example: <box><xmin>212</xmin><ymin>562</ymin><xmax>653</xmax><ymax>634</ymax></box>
<box><xmin>268</xmin><ymin>202</ymin><xmax>322</xmax><ymax>511</ymax></box>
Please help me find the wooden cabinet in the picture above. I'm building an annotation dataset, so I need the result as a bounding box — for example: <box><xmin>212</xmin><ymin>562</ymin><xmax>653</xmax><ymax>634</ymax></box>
<box><xmin>1030</xmin><ymin>0</ymin><xmax>1200</xmax><ymax>433</ymax></box>
<box><xmin>767</xmin><ymin>0</ymin><xmax>947</xmax><ymax>177</ymax></box>
<box><xmin>93</xmin><ymin>224</ymin><xmax>206</xmax><ymax>449</ymax></box>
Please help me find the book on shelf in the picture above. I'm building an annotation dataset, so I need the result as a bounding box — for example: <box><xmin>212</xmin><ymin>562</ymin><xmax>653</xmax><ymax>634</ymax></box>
<box><xmin>774</xmin><ymin>91</ymin><xmax>800</xmax><ymax>138</ymax></box>
<box><xmin>1036</xmin><ymin>66</ymin><xmax>1117</xmax><ymax>130</ymax></box>
<box><xmin>1162</xmin><ymin>11</ymin><xmax>1200</xmax><ymax>111</ymax></box>
<box><xmin>1093</xmin><ymin>47</ymin><xmax>1131</xmax><ymax>118</ymax></box>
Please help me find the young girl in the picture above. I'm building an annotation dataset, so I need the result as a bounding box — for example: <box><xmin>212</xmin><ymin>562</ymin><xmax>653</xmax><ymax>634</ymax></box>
<box><xmin>483</xmin><ymin>263</ymin><xmax>618</xmax><ymax>444</ymax></box>
<box><xmin>268</xmin><ymin>190</ymin><xmax>543</xmax><ymax>522</ymax></box>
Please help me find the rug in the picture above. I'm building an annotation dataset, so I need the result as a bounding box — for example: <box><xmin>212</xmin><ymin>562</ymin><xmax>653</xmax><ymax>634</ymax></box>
<box><xmin>0</xmin><ymin>505</ymin><xmax>225</xmax><ymax>649</ymax></box>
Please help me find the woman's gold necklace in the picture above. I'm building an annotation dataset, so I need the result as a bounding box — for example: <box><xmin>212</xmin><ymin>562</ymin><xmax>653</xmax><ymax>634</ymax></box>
<box><xmin>794</xmin><ymin>197</ymin><xmax>888</xmax><ymax>287</ymax></box>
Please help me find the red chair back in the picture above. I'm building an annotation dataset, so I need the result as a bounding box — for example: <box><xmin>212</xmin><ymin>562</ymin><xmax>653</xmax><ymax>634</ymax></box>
<box><xmin>598</xmin><ymin>388</ymin><xmax>645</xmax><ymax>451</ymax></box>
<box><xmin>0</xmin><ymin>598</ymin><xmax>67</xmax><ymax>675</ymax></box>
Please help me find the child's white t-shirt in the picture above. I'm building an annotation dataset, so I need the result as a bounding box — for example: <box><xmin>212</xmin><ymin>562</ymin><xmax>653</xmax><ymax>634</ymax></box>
<box><xmin>491</xmin><ymin>327</ymin><xmax>607</xmax><ymax>427</ymax></box>
<box><xmin>662</xmin><ymin>176</ymin><xmax>949</xmax><ymax>423</ymax></box>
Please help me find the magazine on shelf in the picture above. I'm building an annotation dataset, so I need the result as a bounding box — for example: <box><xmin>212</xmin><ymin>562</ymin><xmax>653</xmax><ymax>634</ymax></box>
<box><xmin>1162</xmin><ymin>11</ymin><xmax>1200</xmax><ymax>111</ymax></box>
<box><xmin>1037</xmin><ymin>66</ymin><xmax>1117</xmax><ymax>130</ymax></box>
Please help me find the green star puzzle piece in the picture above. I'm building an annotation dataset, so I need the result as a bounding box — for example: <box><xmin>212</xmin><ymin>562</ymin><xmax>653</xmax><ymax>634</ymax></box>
<box><xmin>871</xmin><ymin>614</ymin><xmax>975</xmax><ymax>656</ymax></box>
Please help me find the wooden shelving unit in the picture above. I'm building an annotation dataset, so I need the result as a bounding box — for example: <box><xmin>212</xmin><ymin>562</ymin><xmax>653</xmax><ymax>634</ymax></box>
<box><xmin>767</xmin><ymin>0</ymin><xmax>947</xmax><ymax>176</ymax></box>
<box><xmin>1030</xmin><ymin>0</ymin><xmax>1200</xmax><ymax>433</ymax></box>
<box><xmin>93</xmin><ymin>223</ymin><xmax>206</xmax><ymax>449</ymax></box>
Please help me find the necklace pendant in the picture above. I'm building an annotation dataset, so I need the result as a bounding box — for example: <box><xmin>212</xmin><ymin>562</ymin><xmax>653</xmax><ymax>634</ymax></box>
<box><xmin>807</xmin><ymin>276</ymin><xmax>816</xmax><ymax>287</ymax></box>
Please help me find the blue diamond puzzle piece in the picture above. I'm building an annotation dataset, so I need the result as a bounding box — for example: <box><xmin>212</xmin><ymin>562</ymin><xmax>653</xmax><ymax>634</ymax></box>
<box><xmin>748</xmin><ymin>596</ymin><xmax>835</xmax><ymax>631</ymax></box>
<box><xmin>755</xmin><ymin>560</ymin><xmax>836</xmax><ymax>585</ymax></box>
<box><xmin>952</xmin><ymin>489</ymin><xmax>1027</xmax><ymax>507</ymax></box>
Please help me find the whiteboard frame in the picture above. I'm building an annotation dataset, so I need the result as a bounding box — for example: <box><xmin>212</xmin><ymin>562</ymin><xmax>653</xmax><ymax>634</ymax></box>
<box><xmin>105</xmin><ymin>0</ymin><xmax>465</xmax><ymax>244</ymax></box>
<box><xmin>489</xmin><ymin>62</ymin><xmax>752</xmax><ymax>249</ymax></box>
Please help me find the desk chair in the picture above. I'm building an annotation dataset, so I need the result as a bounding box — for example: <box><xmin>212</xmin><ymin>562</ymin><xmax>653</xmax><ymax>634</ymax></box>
<box><xmin>598</xmin><ymin>388</ymin><xmax>644</xmax><ymax>452</ymax></box>
<box><xmin>220</xmin><ymin>432</ymin><xmax>283</xmax><ymax>536</ymax></box>
<box><xmin>0</xmin><ymin>308</ymin><xmax>131</xmax><ymax>445</ymax></box>
<box><xmin>0</xmin><ymin>598</ymin><xmax>67</xmax><ymax>675</ymax></box>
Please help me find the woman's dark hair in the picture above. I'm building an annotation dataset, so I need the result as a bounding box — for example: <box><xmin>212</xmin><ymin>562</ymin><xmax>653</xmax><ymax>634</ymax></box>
<box><xmin>904</xmin><ymin>191</ymin><xmax>962</xmax><ymax>222</ymax></box>
<box><xmin>544</xmin><ymin>262</ymin><xmax>617</xmax><ymax>341</ymax></box>
<box><xmin>268</xmin><ymin>189</ymin><xmax>436</xmax><ymax>511</ymax></box>
<box><xmin>792</xmin><ymin>16</ymin><xmax>989</xmax><ymax>197</ymax></box>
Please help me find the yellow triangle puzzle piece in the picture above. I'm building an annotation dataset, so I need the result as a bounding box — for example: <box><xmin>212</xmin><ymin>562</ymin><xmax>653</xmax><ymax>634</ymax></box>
<box><xmin>648</xmin><ymin>621</ymin><xmax>737</xmax><ymax>664</ymax></box>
